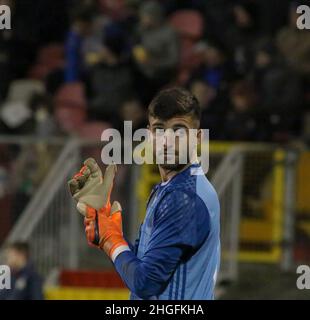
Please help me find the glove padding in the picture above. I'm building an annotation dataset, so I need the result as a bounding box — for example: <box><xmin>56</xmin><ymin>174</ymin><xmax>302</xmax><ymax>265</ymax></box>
<box><xmin>68</xmin><ymin>158</ymin><xmax>117</xmax><ymax>216</ymax></box>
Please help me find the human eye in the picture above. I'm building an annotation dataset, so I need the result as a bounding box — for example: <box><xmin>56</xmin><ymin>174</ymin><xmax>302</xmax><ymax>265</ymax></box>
<box><xmin>175</xmin><ymin>127</ymin><xmax>187</xmax><ymax>136</ymax></box>
<box><xmin>154</xmin><ymin>127</ymin><xmax>165</xmax><ymax>136</ymax></box>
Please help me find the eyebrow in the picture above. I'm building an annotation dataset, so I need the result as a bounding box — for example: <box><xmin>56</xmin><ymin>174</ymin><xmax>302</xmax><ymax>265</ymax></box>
<box><xmin>151</xmin><ymin>121</ymin><xmax>165</xmax><ymax>126</ymax></box>
<box><xmin>151</xmin><ymin>121</ymin><xmax>189</xmax><ymax>128</ymax></box>
<box><xmin>170</xmin><ymin>124</ymin><xmax>188</xmax><ymax>128</ymax></box>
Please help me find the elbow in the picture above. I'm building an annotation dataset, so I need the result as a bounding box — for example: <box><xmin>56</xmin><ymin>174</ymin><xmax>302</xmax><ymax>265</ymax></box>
<box><xmin>133</xmin><ymin>283</ymin><xmax>165</xmax><ymax>300</ymax></box>
<box><xmin>133</xmin><ymin>273</ymin><xmax>166</xmax><ymax>299</ymax></box>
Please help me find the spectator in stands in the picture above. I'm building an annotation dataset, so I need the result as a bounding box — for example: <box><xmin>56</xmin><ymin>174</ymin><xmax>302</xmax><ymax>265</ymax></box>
<box><xmin>0</xmin><ymin>0</ymin><xmax>307</xmax><ymax>146</ymax></box>
<box><xmin>228</xmin><ymin>2</ymin><xmax>258</xmax><ymax>76</ymax></box>
<box><xmin>276</xmin><ymin>1</ymin><xmax>310</xmax><ymax>77</ymax></box>
<box><xmin>223</xmin><ymin>80</ymin><xmax>259</xmax><ymax>141</ymax></box>
<box><xmin>189</xmin><ymin>41</ymin><xmax>232</xmax><ymax>92</ymax></box>
<box><xmin>133</xmin><ymin>0</ymin><xmax>179</xmax><ymax>104</ymax></box>
<box><xmin>118</xmin><ymin>96</ymin><xmax>147</xmax><ymax>133</ymax></box>
<box><xmin>87</xmin><ymin>23</ymin><xmax>134</xmax><ymax>125</ymax></box>
<box><xmin>0</xmin><ymin>242</ymin><xmax>44</xmax><ymax>300</ymax></box>
<box><xmin>189</xmin><ymin>79</ymin><xmax>228</xmax><ymax>140</ymax></box>
<box><xmin>250</xmin><ymin>41</ymin><xmax>303</xmax><ymax>142</ymax></box>
<box><xmin>64</xmin><ymin>6</ymin><xmax>94</xmax><ymax>82</ymax></box>
<box><xmin>204</xmin><ymin>1</ymin><xmax>258</xmax><ymax>76</ymax></box>
<box><xmin>81</xmin><ymin>1</ymin><xmax>112</xmax><ymax>69</ymax></box>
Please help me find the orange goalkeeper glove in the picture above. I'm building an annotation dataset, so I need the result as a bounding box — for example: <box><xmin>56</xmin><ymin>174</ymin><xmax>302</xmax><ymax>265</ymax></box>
<box><xmin>83</xmin><ymin>202</ymin><xmax>129</xmax><ymax>261</ymax></box>
<box><xmin>68</xmin><ymin>158</ymin><xmax>129</xmax><ymax>261</ymax></box>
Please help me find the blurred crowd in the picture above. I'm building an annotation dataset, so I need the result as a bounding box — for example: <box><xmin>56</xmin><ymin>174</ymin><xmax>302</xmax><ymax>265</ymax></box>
<box><xmin>0</xmin><ymin>0</ymin><xmax>309</xmax><ymax>143</ymax></box>
<box><xmin>0</xmin><ymin>0</ymin><xmax>310</xmax><ymax>222</ymax></box>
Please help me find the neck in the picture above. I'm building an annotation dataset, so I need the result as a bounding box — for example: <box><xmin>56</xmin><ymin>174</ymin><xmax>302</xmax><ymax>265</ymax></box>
<box><xmin>159</xmin><ymin>162</ymin><xmax>193</xmax><ymax>183</ymax></box>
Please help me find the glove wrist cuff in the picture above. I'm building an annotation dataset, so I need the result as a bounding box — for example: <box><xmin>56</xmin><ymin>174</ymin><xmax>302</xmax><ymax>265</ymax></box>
<box><xmin>111</xmin><ymin>244</ymin><xmax>131</xmax><ymax>262</ymax></box>
<box><xmin>100</xmin><ymin>236</ymin><xmax>128</xmax><ymax>259</ymax></box>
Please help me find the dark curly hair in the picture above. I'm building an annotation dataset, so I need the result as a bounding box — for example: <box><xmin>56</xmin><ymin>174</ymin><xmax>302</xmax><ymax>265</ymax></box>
<box><xmin>148</xmin><ymin>87</ymin><xmax>201</xmax><ymax>125</ymax></box>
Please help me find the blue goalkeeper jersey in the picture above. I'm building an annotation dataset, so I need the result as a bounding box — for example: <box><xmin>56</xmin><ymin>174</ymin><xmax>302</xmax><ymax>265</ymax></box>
<box><xmin>114</xmin><ymin>163</ymin><xmax>220</xmax><ymax>300</ymax></box>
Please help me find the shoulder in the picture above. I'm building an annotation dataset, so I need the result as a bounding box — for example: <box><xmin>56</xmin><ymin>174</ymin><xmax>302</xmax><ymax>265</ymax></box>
<box><xmin>166</xmin><ymin>168</ymin><xmax>198</xmax><ymax>194</ymax></box>
<box><xmin>155</xmin><ymin>187</ymin><xmax>209</xmax><ymax>225</ymax></box>
<box><xmin>154</xmin><ymin>188</ymin><xmax>211</xmax><ymax>249</ymax></box>
<box><xmin>157</xmin><ymin>166</ymin><xmax>210</xmax><ymax>211</ymax></box>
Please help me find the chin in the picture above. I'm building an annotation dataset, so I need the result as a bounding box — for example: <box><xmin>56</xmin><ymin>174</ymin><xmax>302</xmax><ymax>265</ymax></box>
<box><xmin>159</xmin><ymin>163</ymin><xmax>188</xmax><ymax>171</ymax></box>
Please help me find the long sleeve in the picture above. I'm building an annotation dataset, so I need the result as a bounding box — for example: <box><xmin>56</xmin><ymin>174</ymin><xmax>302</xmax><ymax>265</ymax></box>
<box><xmin>114</xmin><ymin>190</ymin><xmax>210</xmax><ymax>299</ymax></box>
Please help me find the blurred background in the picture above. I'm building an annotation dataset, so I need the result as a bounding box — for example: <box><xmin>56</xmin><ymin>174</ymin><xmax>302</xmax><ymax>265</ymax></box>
<box><xmin>0</xmin><ymin>0</ymin><xmax>310</xmax><ymax>300</ymax></box>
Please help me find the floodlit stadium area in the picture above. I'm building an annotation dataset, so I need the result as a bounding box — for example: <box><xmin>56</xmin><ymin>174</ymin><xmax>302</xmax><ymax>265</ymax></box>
<box><xmin>1</xmin><ymin>0</ymin><xmax>310</xmax><ymax>299</ymax></box>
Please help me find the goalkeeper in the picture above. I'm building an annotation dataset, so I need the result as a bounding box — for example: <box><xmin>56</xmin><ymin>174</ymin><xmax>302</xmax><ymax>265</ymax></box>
<box><xmin>69</xmin><ymin>87</ymin><xmax>220</xmax><ymax>300</ymax></box>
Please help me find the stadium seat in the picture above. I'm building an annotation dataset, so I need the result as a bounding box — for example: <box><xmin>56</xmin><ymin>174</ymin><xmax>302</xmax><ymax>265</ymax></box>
<box><xmin>59</xmin><ymin>270</ymin><xmax>126</xmax><ymax>288</ymax></box>
<box><xmin>77</xmin><ymin>121</ymin><xmax>111</xmax><ymax>140</ymax></box>
<box><xmin>76</xmin><ymin>121</ymin><xmax>112</xmax><ymax>159</ymax></box>
<box><xmin>169</xmin><ymin>10</ymin><xmax>204</xmax><ymax>40</ymax></box>
<box><xmin>43</xmin><ymin>269</ymin><xmax>129</xmax><ymax>300</ymax></box>
<box><xmin>54</xmin><ymin>82</ymin><xmax>87</xmax><ymax>109</ymax></box>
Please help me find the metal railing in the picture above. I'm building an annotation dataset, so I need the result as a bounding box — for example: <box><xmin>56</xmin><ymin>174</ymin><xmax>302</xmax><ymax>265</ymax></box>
<box><xmin>0</xmin><ymin>139</ymin><xmax>81</xmax><ymax>276</ymax></box>
<box><xmin>211</xmin><ymin>147</ymin><xmax>243</xmax><ymax>281</ymax></box>
<box><xmin>0</xmin><ymin>138</ymin><xmax>142</xmax><ymax>276</ymax></box>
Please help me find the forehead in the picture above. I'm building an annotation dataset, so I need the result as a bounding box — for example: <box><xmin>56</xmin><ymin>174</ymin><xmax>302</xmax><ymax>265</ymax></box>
<box><xmin>149</xmin><ymin>115</ymin><xmax>197</xmax><ymax>128</ymax></box>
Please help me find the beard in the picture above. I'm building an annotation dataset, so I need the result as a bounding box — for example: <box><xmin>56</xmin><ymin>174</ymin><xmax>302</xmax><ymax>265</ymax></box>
<box><xmin>156</xmin><ymin>151</ymin><xmax>190</xmax><ymax>171</ymax></box>
<box><xmin>159</xmin><ymin>162</ymin><xmax>188</xmax><ymax>171</ymax></box>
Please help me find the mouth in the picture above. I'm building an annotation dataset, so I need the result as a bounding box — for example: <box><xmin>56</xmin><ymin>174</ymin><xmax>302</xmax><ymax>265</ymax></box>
<box><xmin>157</xmin><ymin>153</ymin><xmax>178</xmax><ymax>165</ymax></box>
<box><xmin>157</xmin><ymin>152</ymin><xmax>177</xmax><ymax>157</ymax></box>
<box><xmin>164</xmin><ymin>152</ymin><xmax>176</xmax><ymax>156</ymax></box>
